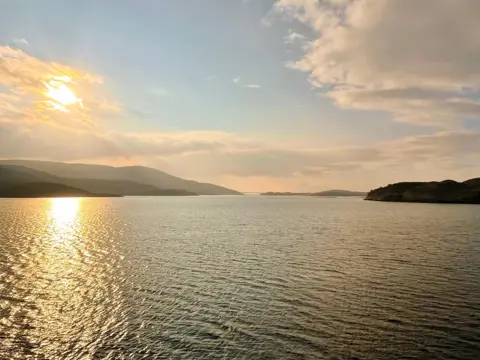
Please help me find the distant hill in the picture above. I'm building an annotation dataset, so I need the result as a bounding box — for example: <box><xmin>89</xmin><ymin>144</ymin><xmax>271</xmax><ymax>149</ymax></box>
<box><xmin>311</xmin><ymin>190</ymin><xmax>366</xmax><ymax>197</ymax></box>
<box><xmin>261</xmin><ymin>190</ymin><xmax>366</xmax><ymax>197</ymax></box>
<box><xmin>365</xmin><ymin>179</ymin><xmax>480</xmax><ymax>204</ymax></box>
<box><xmin>261</xmin><ymin>192</ymin><xmax>311</xmax><ymax>196</ymax></box>
<box><xmin>0</xmin><ymin>160</ymin><xmax>241</xmax><ymax>195</ymax></box>
<box><xmin>0</xmin><ymin>165</ymin><xmax>198</xmax><ymax>196</ymax></box>
<box><xmin>0</xmin><ymin>164</ymin><xmax>59</xmax><ymax>184</ymax></box>
<box><xmin>59</xmin><ymin>178</ymin><xmax>197</xmax><ymax>196</ymax></box>
<box><xmin>0</xmin><ymin>182</ymin><xmax>120</xmax><ymax>198</ymax></box>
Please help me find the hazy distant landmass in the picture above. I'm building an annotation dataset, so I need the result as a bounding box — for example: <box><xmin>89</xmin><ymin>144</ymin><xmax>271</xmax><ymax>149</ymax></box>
<box><xmin>365</xmin><ymin>179</ymin><xmax>480</xmax><ymax>204</ymax></box>
<box><xmin>261</xmin><ymin>190</ymin><xmax>367</xmax><ymax>197</ymax></box>
<box><xmin>311</xmin><ymin>190</ymin><xmax>367</xmax><ymax>197</ymax></box>
<box><xmin>262</xmin><ymin>192</ymin><xmax>311</xmax><ymax>196</ymax></box>
<box><xmin>0</xmin><ymin>160</ymin><xmax>242</xmax><ymax>196</ymax></box>
<box><xmin>0</xmin><ymin>182</ymin><xmax>121</xmax><ymax>198</ymax></box>
<box><xmin>0</xmin><ymin>166</ymin><xmax>119</xmax><ymax>198</ymax></box>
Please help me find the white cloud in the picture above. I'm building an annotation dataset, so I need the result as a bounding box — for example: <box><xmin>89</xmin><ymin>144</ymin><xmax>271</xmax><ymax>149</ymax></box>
<box><xmin>284</xmin><ymin>30</ymin><xmax>306</xmax><ymax>44</ymax></box>
<box><xmin>273</xmin><ymin>0</ymin><xmax>480</xmax><ymax>127</ymax></box>
<box><xmin>234</xmin><ymin>77</ymin><xmax>260</xmax><ymax>89</ymax></box>
<box><xmin>328</xmin><ymin>88</ymin><xmax>480</xmax><ymax>126</ymax></box>
<box><xmin>152</xmin><ymin>87</ymin><xmax>168</xmax><ymax>96</ymax></box>
<box><xmin>12</xmin><ymin>38</ymin><xmax>29</xmax><ymax>46</ymax></box>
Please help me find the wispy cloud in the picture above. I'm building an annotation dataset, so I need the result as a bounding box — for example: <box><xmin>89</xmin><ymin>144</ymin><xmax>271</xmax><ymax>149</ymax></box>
<box><xmin>2</xmin><ymin>114</ymin><xmax>480</xmax><ymax>191</ymax></box>
<box><xmin>12</xmin><ymin>38</ymin><xmax>29</xmax><ymax>46</ymax></box>
<box><xmin>152</xmin><ymin>87</ymin><xmax>168</xmax><ymax>96</ymax></box>
<box><xmin>234</xmin><ymin>77</ymin><xmax>260</xmax><ymax>88</ymax></box>
<box><xmin>284</xmin><ymin>30</ymin><xmax>305</xmax><ymax>44</ymax></box>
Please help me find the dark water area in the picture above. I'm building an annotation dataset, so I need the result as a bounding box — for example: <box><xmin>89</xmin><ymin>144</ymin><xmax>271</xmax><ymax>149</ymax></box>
<box><xmin>1</xmin><ymin>196</ymin><xmax>479</xmax><ymax>359</ymax></box>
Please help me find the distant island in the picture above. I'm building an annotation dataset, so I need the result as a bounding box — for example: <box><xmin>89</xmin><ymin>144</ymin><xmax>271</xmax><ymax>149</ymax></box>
<box><xmin>0</xmin><ymin>160</ymin><xmax>242</xmax><ymax>198</ymax></box>
<box><xmin>261</xmin><ymin>190</ymin><xmax>366</xmax><ymax>197</ymax></box>
<box><xmin>311</xmin><ymin>190</ymin><xmax>367</xmax><ymax>197</ymax></box>
<box><xmin>365</xmin><ymin>178</ymin><xmax>480</xmax><ymax>204</ymax></box>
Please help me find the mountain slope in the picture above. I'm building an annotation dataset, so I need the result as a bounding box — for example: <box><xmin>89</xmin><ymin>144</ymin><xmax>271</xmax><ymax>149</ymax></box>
<box><xmin>59</xmin><ymin>178</ymin><xmax>197</xmax><ymax>196</ymax></box>
<box><xmin>0</xmin><ymin>160</ymin><xmax>241</xmax><ymax>195</ymax></box>
<box><xmin>0</xmin><ymin>165</ymin><xmax>59</xmax><ymax>184</ymax></box>
<box><xmin>0</xmin><ymin>182</ymin><xmax>119</xmax><ymax>198</ymax></box>
<box><xmin>0</xmin><ymin>165</ymin><xmax>197</xmax><ymax>196</ymax></box>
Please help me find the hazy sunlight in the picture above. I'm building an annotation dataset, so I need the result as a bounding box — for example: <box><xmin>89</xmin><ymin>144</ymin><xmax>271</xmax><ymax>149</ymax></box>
<box><xmin>45</xmin><ymin>77</ymin><xmax>82</xmax><ymax>112</ymax></box>
<box><xmin>49</xmin><ymin>198</ymin><xmax>80</xmax><ymax>228</ymax></box>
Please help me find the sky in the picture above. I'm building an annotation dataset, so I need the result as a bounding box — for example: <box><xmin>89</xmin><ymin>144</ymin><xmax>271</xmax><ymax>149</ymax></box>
<box><xmin>0</xmin><ymin>0</ymin><xmax>479</xmax><ymax>192</ymax></box>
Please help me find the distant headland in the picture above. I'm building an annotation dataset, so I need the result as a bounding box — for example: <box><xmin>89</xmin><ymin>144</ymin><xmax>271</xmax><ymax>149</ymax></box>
<box><xmin>365</xmin><ymin>178</ymin><xmax>480</xmax><ymax>204</ymax></box>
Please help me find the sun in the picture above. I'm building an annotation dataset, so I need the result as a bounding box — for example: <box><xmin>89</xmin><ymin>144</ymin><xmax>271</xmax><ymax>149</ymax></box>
<box><xmin>46</xmin><ymin>83</ymin><xmax>78</xmax><ymax>105</ymax></box>
<box><xmin>44</xmin><ymin>76</ymin><xmax>82</xmax><ymax>111</ymax></box>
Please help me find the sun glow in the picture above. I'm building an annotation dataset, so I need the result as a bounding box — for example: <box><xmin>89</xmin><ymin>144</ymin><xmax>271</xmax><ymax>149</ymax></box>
<box><xmin>44</xmin><ymin>76</ymin><xmax>82</xmax><ymax>111</ymax></box>
<box><xmin>49</xmin><ymin>198</ymin><xmax>80</xmax><ymax>228</ymax></box>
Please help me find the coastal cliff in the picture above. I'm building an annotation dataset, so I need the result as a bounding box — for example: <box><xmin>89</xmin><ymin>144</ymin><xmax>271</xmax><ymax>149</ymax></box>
<box><xmin>365</xmin><ymin>179</ymin><xmax>480</xmax><ymax>204</ymax></box>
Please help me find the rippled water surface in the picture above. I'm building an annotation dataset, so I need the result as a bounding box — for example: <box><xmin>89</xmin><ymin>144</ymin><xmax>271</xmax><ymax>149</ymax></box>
<box><xmin>1</xmin><ymin>196</ymin><xmax>479</xmax><ymax>359</ymax></box>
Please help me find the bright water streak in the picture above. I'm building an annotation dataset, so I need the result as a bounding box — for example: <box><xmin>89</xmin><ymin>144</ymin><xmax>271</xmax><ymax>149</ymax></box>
<box><xmin>0</xmin><ymin>197</ymin><xmax>479</xmax><ymax>359</ymax></box>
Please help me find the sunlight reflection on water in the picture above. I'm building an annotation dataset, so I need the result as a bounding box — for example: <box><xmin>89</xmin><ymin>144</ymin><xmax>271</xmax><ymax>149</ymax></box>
<box><xmin>0</xmin><ymin>197</ymin><xmax>479</xmax><ymax>359</ymax></box>
<box><xmin>1</xmin><ymin>198</ymin><xmax>128</xmax><ymax>359</ymax></box>
<box><xmin>49</xmin><ymin>198</ymin><xmax>80</xmax><ymax>228</ymax></box>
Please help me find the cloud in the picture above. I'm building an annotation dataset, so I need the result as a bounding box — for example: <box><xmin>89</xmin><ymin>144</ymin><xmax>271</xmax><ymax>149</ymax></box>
<box><xmin>195</xmin><ymin>129</ymin><xmax>480</xmax><ymax>191</ymax></box>
<box><xmin>0</xmin><ymin>118</ymin><xmax>258</xmax><ymax>161</ymax></box>
<box><xmin>2</xmin><ymin>22</ymin><xmax>479</xmax><ymax>191</ymax></box>
<box><xmin>2</xmin><ymin>115</ymin><xmax>479</xmax><ymax>191</ymax></box>
<box><xmin>0</xmin><ymin>46</ymin><xmax>120</xmax><ymax>129</ymax></box>
<box><xmin>0</xmin><ymin>46</ymin><xmax>102</xmax><ymax>89</ymax></box>
<box><xmin>152</xmin><ymin>87</ymin><xmax>168</xmax><ymax>96</ymax></box>
<box><xmin>233</xmin><ymin>77</ymin><xmax>260</xmax><ymax>89</ymax></box>
<box><xmin>328</xmin><ymin>88</ymin><xmax>480</xmax><ymax>126</ymax></box>
<box><xmin>284</xmin><ymin>30</ymin><xmax>306</xmax><ymax>44</ymax></box>
<box><xmin>12</xmin><ymin>38</ymin><xmax>28</xmax><ymax>46</ymax></box>
<box><xmin>273</xmin><ymin>0</ymin><xmax>480</xmax><ymax>127</ymax></box>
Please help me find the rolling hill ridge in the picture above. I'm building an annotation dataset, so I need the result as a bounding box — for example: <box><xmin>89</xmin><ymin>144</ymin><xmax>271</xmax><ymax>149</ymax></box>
<box><xmin>0</xmin><ymin>161</ymin><xmax>242</xmax><ymax>196</ymax></box>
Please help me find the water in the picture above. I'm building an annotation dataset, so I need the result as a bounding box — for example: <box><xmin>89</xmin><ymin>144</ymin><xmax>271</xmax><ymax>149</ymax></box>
<box><xmin>0</xmin><ymin>196</ymin><xmax>479</xmax><ymax>360</ymax></box>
